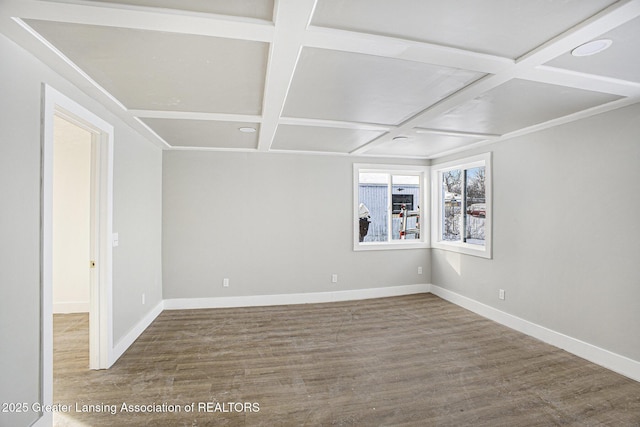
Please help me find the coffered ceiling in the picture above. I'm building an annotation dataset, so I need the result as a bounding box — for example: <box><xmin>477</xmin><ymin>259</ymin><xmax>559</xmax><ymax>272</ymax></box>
<box><xmin>2</xmin><ymin>0</ymin><xmax>639</xmax><ymax>158</ymax></box>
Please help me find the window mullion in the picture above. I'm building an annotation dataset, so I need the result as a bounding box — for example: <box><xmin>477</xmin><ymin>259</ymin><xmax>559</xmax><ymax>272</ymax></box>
<box><xmin>387</xmin><ymin>173</ymin><xmax>392</xmax><ymax>243</ymax></box>
<box><xmin>462</xmin><ymin>168</ymin><xmax>467</xmax><ymax>243</ymax></box>
<box><xmin>355</xmin><ymin>164</ymin><xmax>428</xmax><ymax>251</ymax></box>
<box><xmin>431</xmin><ymin>152</ymin><xmax>491</xmax><ymax>258</ymax></box>
<box><xmin>439</xmin><ymin>171</ymin><xmax>445</xmax><ymax>242</ymax></box>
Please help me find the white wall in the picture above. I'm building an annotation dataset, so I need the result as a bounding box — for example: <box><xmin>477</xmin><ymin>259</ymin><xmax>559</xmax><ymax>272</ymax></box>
<box><xmin>53</xmin><ymin>115</ymin><xmax>92</xmax><ymax>313</ymax></box>
<box><xmin>111</xmin><ymin>122</ymin><xmax>163</xmax><ymax>342</ymax></box>
<box><xmin>431</xmin><ymin>102</ymin><xmax>640</xmax><ymax>363</ymax></box>
<box><xmin>162</xmin><ymin>151</ymin><xmax>430</xmax><ymax>300</ymax></box>
<box><xmin>0</xmin><ymin>32</ymin><xmax>43</xmax><ymax>427</ymax></box>
<box><xmin>0</xmin><ymin>32</ymin><xmax>163</xmax><ymax>427</ymax></box>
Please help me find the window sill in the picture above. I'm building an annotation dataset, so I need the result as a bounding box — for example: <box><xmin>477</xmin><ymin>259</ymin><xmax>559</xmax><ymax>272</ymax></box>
<box><xmin>431</xmin><ymin>240</ymin><xmax>492</xmax><ymax>259</ymax></box>
<box><xmin>354</xmin><ymin>241</ymin><xmax>430</xmax><ymax>251</ymax></box>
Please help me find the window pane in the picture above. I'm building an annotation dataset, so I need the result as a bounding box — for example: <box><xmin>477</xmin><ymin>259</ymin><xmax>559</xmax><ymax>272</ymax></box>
<box><xmin>392</xmin><ymin>175</ymin><xmax>420</xmax><ymax>240</ymax></box>
<box><xmin>464</xmin><ymin>166</ymin><xmax>486</xmax><ymax>245</ymax></box>
<box><xmin>359</xmin><ymin>172</ymin><xmax>388</xmax><ymax>242</ymax></box>
<box><xmin>442</xmin><ymin>169</ymin><xmax>461</xmax><ymax>241</ymax></box>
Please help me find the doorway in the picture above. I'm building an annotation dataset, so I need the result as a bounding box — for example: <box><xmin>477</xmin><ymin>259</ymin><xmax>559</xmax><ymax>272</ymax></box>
<box><xmin>52</xmin><ymin>113</ymin><xmax>93</xmax><ymax>382</ymax></box>
<box><xmin>41</xmin><ymin>85</ymin><xmax>114</xmax><ymax>412</ymax></box>
<box><xmin>52</xmin><ymin>115</ymin><xmax>92</xmax><ymax>316</ymax></box>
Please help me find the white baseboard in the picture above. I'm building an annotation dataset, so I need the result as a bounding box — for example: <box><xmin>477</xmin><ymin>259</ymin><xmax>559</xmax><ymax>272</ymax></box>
<box><xmin>110</xmin><ymin>300</ymin><xmax>164</xmax><ymax>366</ymax></box>
<box><xmin>53</xmin><ymin>301</ymin><xmax>89</xmax><ymax>313</ymax></box>
<box><xmin>430</xmin><ymin>285</ymin><xmax>640</xmax><ymax>383</ymax></box>
<box><xmin>106</xmin><ymin>284</ymin><xmax>640</xmax><ymax>384</ymax></box>
<box><xmin>164</xmin><ymin>284</ymin><xmax>430</xmax><ymax>310</ymax></box>
<box><xmin>31</xmin><ymin>413</ymin><xmax>52</xmax><ymax>427</ymax></box>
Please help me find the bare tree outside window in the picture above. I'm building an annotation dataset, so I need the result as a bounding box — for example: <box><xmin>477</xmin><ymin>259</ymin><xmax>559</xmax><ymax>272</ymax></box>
<box><xmin>442</xmin><ymin>169</ymin><xmax>461</xmax><ymax>241</ymax></box>
<box><xmin>441</xmin><ymin>167</ymin><xmax>486</xmax><ymax>245</ymax></box>
<box><xmin>464</xmin><ymin>167</ymin><xmax>486</xmax><ymax>245</ymax></box>
<box><xmin>432</xmin><ymin>153</ymin><xmax>492</xmax><ymax>258</ymax></box>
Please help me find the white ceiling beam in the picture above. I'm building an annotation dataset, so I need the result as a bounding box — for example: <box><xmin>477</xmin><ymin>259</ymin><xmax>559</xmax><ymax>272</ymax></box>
<box><xmin>414</xmin><ymin>128</ymin><xmax>501</xmax><ymax>139</ymax></box>
<box><xmin>304</xmin><ymin>26</ymin><xmax>513</xmax><ymax>74</ymax></box>
<box><xmin>130</xmin><ymin>110</ymin><xmax>263</xmax><ymax>123</ymax></box>
<box><xmin>279</xmin><ymin>117</ymin><xmax>391</xmax><ymax>132</ymax></box>
<box><xmin>257</xmin><ymin>0</ymin><xmax>318</xmax><ymax>152</ymax></box>
<box><xmin>132</xmin><ymin>117</ymin><xmax>172</xmax><ymax>149</ymax></box>
<box><xmin>520</xmin><ymin>66</ymin><xmax>640</xmax><ymax>98</ymax></box>
<box><xmin>2</xmin><ymin>0</ymin><xmax>274</xmax><ymax>42</ymax></box>
<box><xmin>0</xmin><ymin>13</ymin><xmax>168</xmax><ymax>150</ymax></box>
<box><xmin>498</xmin><ymin>96</ymin><xmax>640</xmax><ymax>142</ymax></box>
<box><xmin>3</xmin><ymin>0</ymin><xmax>638</xmax><ymax>159</ymax></box>
<box><xmin>514</xmin><ymin>0</ymin><xmax>640</xmax><ymax>68</ymax></box>
<box><xmin>350</xmin><ymin>73</ymin><xmax>505</xmax><ymax>155</ymax></box>
<box><xmin>428</xmin><ymin>96</ymin><xmax>640</xmax><ymax>160</ymax></box>
<box><xmin>13</xmin><ymin>17</ymin><xmax>129</xmax><ymax>112</ymax></box>
<box><xmin>354</xmin><ymin>0</ymin><xmax>640</xmax><ymax>156</ymax></box>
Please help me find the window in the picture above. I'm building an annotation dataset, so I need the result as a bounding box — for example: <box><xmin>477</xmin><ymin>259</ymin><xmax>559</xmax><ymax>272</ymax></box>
<box><xmin>431</xmin><ymin>153</ymin><xmax>492</xmax><ymax>258</ymax></box>
<box><xmin>354</xmin><ymin>164</ymin><xmax>429</xmax><ymax>251</ymax></box>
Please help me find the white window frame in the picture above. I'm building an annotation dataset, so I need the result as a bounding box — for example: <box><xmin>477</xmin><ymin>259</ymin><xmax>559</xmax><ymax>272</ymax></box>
<box><xmin>353</xmin><ymin>163</ymin><xmax>430</xmax><ymax>251</ymax></box>
<box><xmin>431</xmin><ymin>152</ymin><xmax>492</xmax><ymax>259</ymax></box>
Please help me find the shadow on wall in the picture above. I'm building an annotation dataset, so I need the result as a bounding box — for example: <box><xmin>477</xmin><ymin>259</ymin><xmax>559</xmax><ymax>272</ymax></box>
<box><xmin>445</xmin><ymin>251</ymin><xmax>462</xmax><ymax>276</ymax></box>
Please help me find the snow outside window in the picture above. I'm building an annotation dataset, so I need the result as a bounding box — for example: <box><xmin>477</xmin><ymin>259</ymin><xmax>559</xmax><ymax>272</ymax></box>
<box><xmin>431</xmin><ymin>153</ymin><xmax>492</xmax><ymax>259</ymax></box>
<box><xmin>354</xmin><ymin>164</ymin><xmax>429</xmax><ymax>251</ymax></box>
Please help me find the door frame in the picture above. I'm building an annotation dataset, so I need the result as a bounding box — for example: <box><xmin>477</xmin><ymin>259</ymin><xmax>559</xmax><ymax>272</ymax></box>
<box><xmin>41</xmin><ymin>84</ymin><xmax>114</xmax><ymax>408</ymax></box>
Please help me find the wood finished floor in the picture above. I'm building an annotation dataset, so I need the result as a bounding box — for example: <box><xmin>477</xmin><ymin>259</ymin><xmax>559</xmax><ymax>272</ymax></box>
<box><xmin>53</xmin><ymin>294</ymin><xmax>640</xmax><ymax>426</ymax></box>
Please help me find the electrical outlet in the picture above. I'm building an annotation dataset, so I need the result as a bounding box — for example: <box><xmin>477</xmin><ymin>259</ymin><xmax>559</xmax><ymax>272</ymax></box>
<box><xmin>223</xmin><ymin>278</ymin><xmax>230</xmax><ymax>287</ymax></box>
<box><xmin>142</xmin><ymin>293</ymin><xmax>145</xmax><ymax>305</ymax></box>
<box><xmin>499</xmin><ymin>289</ymin><xmax>505</xmax><ymax>300</ymax></box>
<box><xmin>331</xmin><ymin>274</ymin><xmax>338</xmax><ymax>283</ymax></box>
<box><xmin>418</xmin><ymin>266</ymin><xmax>423</xmax><ymax>275</ymax></box>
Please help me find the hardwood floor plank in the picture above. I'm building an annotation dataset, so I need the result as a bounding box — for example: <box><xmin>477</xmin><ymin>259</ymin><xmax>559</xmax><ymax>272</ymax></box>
<box><xmin>53</xmin><ymin>294</ymin><xmax>640</xmax><ymax>426</ymax></box>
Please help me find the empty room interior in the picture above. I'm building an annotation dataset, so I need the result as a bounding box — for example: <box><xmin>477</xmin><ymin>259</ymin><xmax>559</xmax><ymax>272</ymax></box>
<box><xmin>1</xmin><ymin>0</ymin><xmax>640</xmax><ymax>426</ymax></box>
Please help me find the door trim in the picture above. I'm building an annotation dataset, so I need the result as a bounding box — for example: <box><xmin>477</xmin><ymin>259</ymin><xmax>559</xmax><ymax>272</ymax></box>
<box><xmin>41</xmin><ymin>84</ymin><xmax>114</xmax><ymax>413</ymax></box>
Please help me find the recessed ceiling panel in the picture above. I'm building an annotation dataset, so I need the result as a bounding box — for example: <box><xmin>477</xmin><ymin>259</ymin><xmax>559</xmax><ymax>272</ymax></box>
<box><xmin>7</xmin><ymin>0</ymin><xmax>636</xmax><ymax>160</ymax></box>
<box><xmin>83</xmin><ymin>0</ymin><xmax>275</xmax><ymax>21</ymax></box>
<box><xmin>272</xmin><ymin>125</ymin><xmax>385</xmax><ymax>153</ymax></box>
<box><xmin>26</xmin><ymin>20</ymin><xmax>269</xmax><ymax>114</ymax></box>
<box><xmin>141</xmin><ymin>118</ymin><xmax>259</xmax><ymax>149</ymax></box>
<box><xmin>419</xmin><ymin>79</ymin><xmax>621</xmax><ymax>135</ymax></box>
<box><xmin>546</xmin><ymin>16</ymin><xmax>640</xmax><ymax>83</ymax></box>
<box><xmin>283</xmin><ymin>47</ymin><xmax>483</xmax><ymax>126</ymax></box>
<box><xmin>311</xmin><ymin>0</ymin><xmax>617</xmax><ymax>58</ymax></box>
<box><xmin>367</xmin><ymin>133</ymin><xmax>484</xmax><ymax>158</ymax></box>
